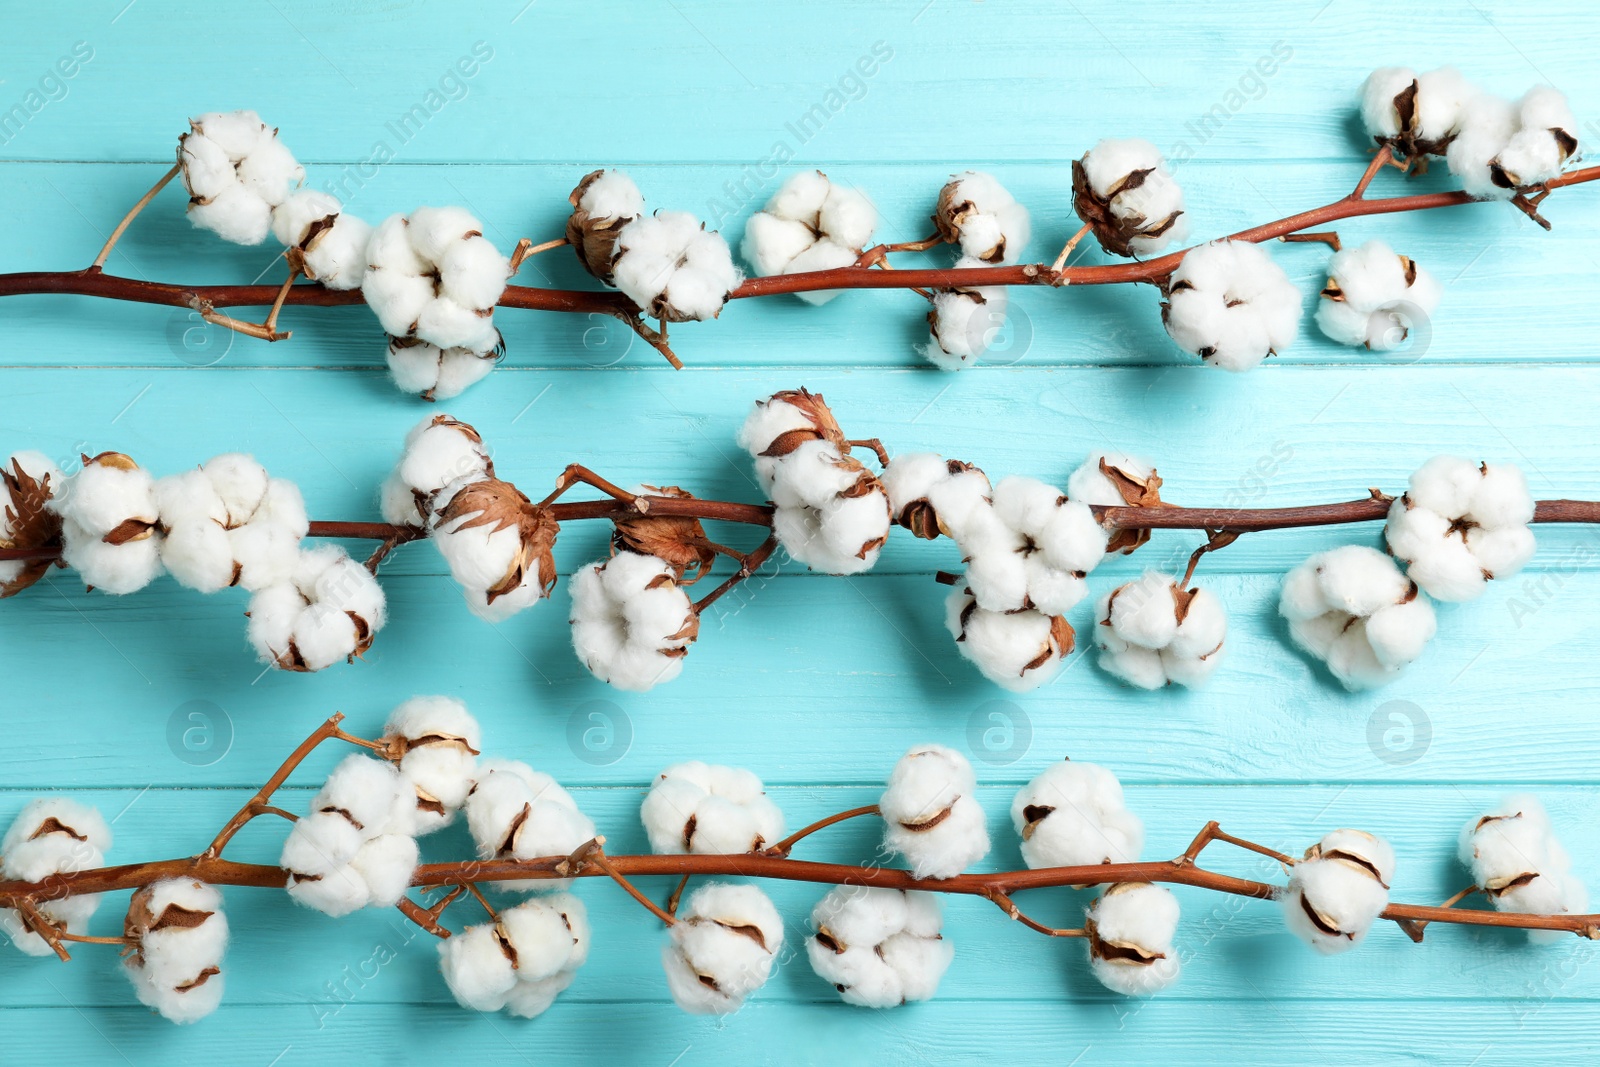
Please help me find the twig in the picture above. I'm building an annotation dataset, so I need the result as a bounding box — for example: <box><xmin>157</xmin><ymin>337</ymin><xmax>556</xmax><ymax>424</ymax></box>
<box><xmin>666</xmin><ymin>874</ymin><xmax>691</xmax><ymax>918</ymax></box>
<box><xmin>509</xmin><ymin>236</ymin><xmax>568</xmax><ymax>275</ymax></box>
<box><xmin>694</xmin><ymin>535</ymin><xmax>779</xmax><ymax>613</ymax></box>
<box><xmin>89</xmin><ymin>163</ymin><xmax>180</xmax><ymax>271</ymax></box>
<box><xmin>984</xmin><ymin>889</ymin><xmax>1088</xmax><ymax>938</ymax></box>
<box><xmin>583</xmin><ymin>840</ymin><xmax>678</xmax><ymax>927</ymax></box>
<box><xmin>201</xmin><ymin>713</ymin><xmax>351</xmax><ymax>859</ymax></box>
<box><xmin>1050</xmin><ymin>222</ymin><xmax>1094</xmax><ymax>274</ymax></box>
<box><xmin>763</xmin><ymin>805</ymin><xmax>881</xmax><ymax>857</ymax></box>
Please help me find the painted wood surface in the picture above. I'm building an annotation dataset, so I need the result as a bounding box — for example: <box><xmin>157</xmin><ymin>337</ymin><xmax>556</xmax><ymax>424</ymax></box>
<box><xmin>2</xmin><ymin>1</ymin><xmax>1598</xmax><ymax>1063</ymax></box>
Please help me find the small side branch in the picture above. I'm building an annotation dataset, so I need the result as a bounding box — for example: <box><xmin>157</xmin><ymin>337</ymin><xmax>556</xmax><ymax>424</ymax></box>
<box><xmin>201</xmin><ymin>713</ymin><xmax>348</xmax><ymax>859</ymax></box>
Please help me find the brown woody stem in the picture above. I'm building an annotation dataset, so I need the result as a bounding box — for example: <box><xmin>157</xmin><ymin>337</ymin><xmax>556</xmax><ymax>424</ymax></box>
<box><xmin>763</xmin><ymin>804</ymin><xmax>881</xmax><ymax>857</ymax></box>
<box><xmin>6</xmin><ymin>163</ymin><xmax>1593</xmax><ymax>355</ymax></box>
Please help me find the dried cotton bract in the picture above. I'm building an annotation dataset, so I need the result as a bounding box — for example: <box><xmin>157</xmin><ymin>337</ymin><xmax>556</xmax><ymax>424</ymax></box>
<box><xmin>439</xmin><ymin>894</ymin><xmax>590</xmax><ymax>1018</ymax></box>
<box><xmin>742</xmin><ymin>170</ymin><xmax>877</xmax><ymax>305</ymax></box>
<box><xmin>566</xmin><ymin>169</ymin><xmax>645</xmax><ymax>284</ymax></box>
<box><xmin>641</xmin><ymin>761</ymin><xmax>785</xmax><ymax>855</ymax></box>
<box><xmin>807</xmin><ymin>887</ymin><xmax>953</xmax><ymax>1008</ymax></box>
<box><xmin>178</xmin><ymin>111</ymin><xmax>304</xmax><ymax>245</ymax></box>
<box><xmin>122</xmin><ymin>878</ymin><xmax>229</xmax><ymax>1024</ymax></box>
<box><xmin>245</xmin><ymin>543</ymin><xmax>387</xmax><ymax>672</ymax></box>
<box><xmin>154</xmin><ymin>453</ymin><xmax>308</xmax><ymax>593</ymax></box>
<box><xmin>280</xmin><ymin>754</ymin><xmax>420</xmax><ymax>917</ymax></box>
<box><xmin>662</xmin><ymin>883</ymin><xmax>784</xmax><ymax>1014</ymax></box>
<box><xmin>1084</xmin><ymin>883</ymin><xmax>1181</xmax><ymax>995</ymax></box>
<box><xmin>569</xmin><ymin>551</ymin><xmax>699</xmax><ymax>691</ymax></box>
<box><xmin>1066</xmin><ymin>450</ymin><xmax>1165</xmax><ymax>555</ymax></box>
<box><xmin>1279</xmin><ymin>545</ymin><xmax>1437</xmax><ymax>690</ymax></box>
<box><xmin>1385</xmin><ymin>456</ymin><xmax>1535</xmax><ymax>602</ymax></box>
<box><xmin>1011</xmin><ymin>759</ymin><xmax>1143</xmax><ymax>870</ymax></box>
<box><xmin>739</xmin><ymin>389</ymin><xmax>891</xmax><ymax>575</ymax></box>
<box><xmin>932</xmin><ymin>171</ymin><xmax>1031</xmax><ymax>265</ymax></box>
<box><xmin>1460</xmin><ymin>795</ymin><xmax>1590</xmax><ymax>943</ymax></box>
<box><xmin>879</xmin><ymin>744</ymin><xmax>990</xmax><ymax>880</ymax></box>
<box><xmin>50</xmin><ymin>452</ymin><xmax>163</xmax><ymax>595</ymax></box>
<box><xmin>1073</xmin><ymin>139</ymin><xmax>1188</xmax><ymax>257</ymax></box>
<box><xmin>0</xmin><ymin>451</ymin><xmax>63</xmax><ymax>598</ymax></box>
<box><xmin>1282</xmin><ymin>829</ymin><xmax>1395</xmax><ymax>954</ymax></box>
<box><xmin>1094</xmin><ymin>572</ymin><xmax>1227</xmax><ymax>690</ymax></box>
<box><xmin>1</xmin><ymin>799</ymin><xmax>110</xmax><ymax>956</ymax></box>
<box><xmin>464</xmin><ymin>760</ymin><xmax>596</xmax><ymax>891</ymax></box>
<box><xmin>363</xmin><ymin>206</ymin><xmax>509</xmax><ymax>358</ymax></box>
<box><xmin>612</xmin><ymin>211</ymin><xmax>743</xmax><ymax>322</ymax></box>
<box><xmin>1162</xmin><ymin>240</ymin><xmax>1302</xmax><ymax>371</ymax></box>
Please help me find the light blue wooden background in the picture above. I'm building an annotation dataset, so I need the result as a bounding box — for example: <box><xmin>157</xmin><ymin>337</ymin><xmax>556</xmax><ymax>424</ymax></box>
<box><xmin>3</xmin><ymin>1</ymin><xmax>1599</xmax><ymax>1063</ymax></box>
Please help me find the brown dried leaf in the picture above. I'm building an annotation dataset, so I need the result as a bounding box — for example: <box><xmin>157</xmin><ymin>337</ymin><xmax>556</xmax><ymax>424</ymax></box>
<box><xmin>611</xmin><ymin>485</ymin><xmax>718</xmax><ymax>582</ymax></box>
<box><xmin>1</xmin><ymin>457</ymin><xmax>63</xmax><ymax>596</ymax></box>
<box><xmin>762</xmin><ymin>388</ymin><xmax>849</xmax><ymax>452</ymax></box>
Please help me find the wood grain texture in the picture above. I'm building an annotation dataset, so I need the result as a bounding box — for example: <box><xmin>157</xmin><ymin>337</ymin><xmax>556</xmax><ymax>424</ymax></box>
<box><xmin>2</xmin><ymin>0</ymin><xmax>1598</xmax><ymax>1063</ymax></box>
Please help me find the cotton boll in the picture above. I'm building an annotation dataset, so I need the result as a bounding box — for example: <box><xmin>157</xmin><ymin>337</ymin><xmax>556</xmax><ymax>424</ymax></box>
<box><xmin>1492</xmin><ymin>87</ymin><xmax>1579</xmax><ymax>189</ymax></box>
<box><xmin>361</xmin><ymin>207</ymin><xmax>508</xmax><ymax>357</ymax></box>
<box><xmin>1163</xmin><ymin>241</ymin><xmax>1301</xmax><ymax>370</ymax></box>
<box><xmin>1315</xmin><ymin>241</ymin><xmax>1442</xmax><ymax>351</ymax></box>
<box><xmin>438</xmin><ymin>922</ymin><xmax>518</xmax><ymax>1011</ymax></box>
<box><xmin>464</xmin><ymin>760</ymin><xmax>595</xmax><ymax>889</ymax></box>
<box><xmin>879</xmin><ymin>745</ymin><xmax>990</xmax><ymax>880</ymax></box>
<box><xmin>382</xmin><ymin>414</ymin><xmax>493</xmax><ymax>526</ymax></box>
<box><xmin>663</xmin><ymin>883</ymin><xmax>783</xmax><ymax>1014</ymax></box>
<box><xmin>569</xmin><ymin>551</ymin><xmax>698</xmax><ymax>691</ymax></box>
<box><xmin>613</xmin><ymin>211</ymin><xmax>743</xmax><ymax>322</ymax></box>
<box><xmin>1283</xmin><ymin>829</ymin><xmax>1394</xmax><ymax>954</ymax></box>
<box><xmin>742</xmin><ymin>171</ymin><xmax>877</xmax><ymax>305</ymax></box>
<box><xmin>384</xmin><ymin>695</ymin><xmax>481</xmax><ymax>834</ymax></box>
<box><xmin>1460</xmin><ymin>796</ymin><xmax>1588</xmax><ymax>941</ymax></box>
<box><xmin>1447</xmin><ymin>93</ymin><xmax>1520</xmax><ymax>198</ymax></box>
<box><xmin>1085</xmin><ymin>883</ymin><xmax>1181</xmax><ymax>995</ymax></box>
<box><xmin>1011</xmin><ymin>759</ymin><xmax>1143</xmax><ymax>870</ymax></box>
<box><xmin>641</xmin><ymin>762</ymin><xmax>785</xmax><ymax>855</ymax></box>
<box><xmin>271</xmin><ymin>192</ymin><xmax>372</xmax><ymax>291</ymax></box>
<box><xmin>499</xmin><ymin>894</ymin><xmax>589</xmax><ymax>981</ymax></box>
<box><xmin>947</xmin><ymin>586</ymin><xmax>1072</xmax><ymax>692</ymax></box>
<box><xmin>245</xmin><ymin>544</ymin><xmax>386</xmax><ymax>672</ymax></box>
<box><xmin>428</xmin><ymin>475</ymin><xmax>558</xmax><ymax>622</ymax></box>
<box><xmin>50</xmin><ymin>452</ymin><xmax>164</xmax><ymax>595</ymax></box>
<box><xmin>808</xmin><ymin>887</ymin><xmax>952</xmax><ymax>1007</ymax></box>
<box><xmin>1074</xmin><ymin>139</ymin><xmax>1188</xmax><ymax>256</ymax></box>
<box><xmin>1386</xmin><ymin>457</ymin><xmax>1536</xmax><ymax>601</ymax></box>
<box><xmin>155</xmin><ymin>455</ymin><xmax>308</xmax><ymax>594</ymax></box>
<box><xmin>922</xmin><ymin>262</ymin><xmax>1010</xmax><ymax>370</ymax></box>
<box><xmin>934</xmin><ymin>172</ymin><xmax>1030</xmax><ymax>264</ymax></box>
<box><xmin>123</xmin><ymin>878</ymin><xmax>229</xmax><ymax>1024</ymax></box>
<box><xmin>179</xmin><ymin>111</ymin><xmax>302</xmax><ymax>245</ymax></box>
<box><xmin>1094</xmin><ymin>575</ymin><xmax>1226</xmax><ymax>690</ymax></box>
<box><xmin>1</xmin><ymin>798</ymin><xmax>110</xmax><ymax>954</ymax></box>
<box><xmin>1280</xmin><ymin>546</ymin><xmax>1435</xmax><ymax>689</ymax></box>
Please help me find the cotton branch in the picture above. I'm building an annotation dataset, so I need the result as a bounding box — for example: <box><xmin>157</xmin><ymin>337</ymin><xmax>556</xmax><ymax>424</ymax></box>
<box><xmin>3</xmin><ymin>162</ymin><xmax>1596</xmax><ymax>360</ymax></box>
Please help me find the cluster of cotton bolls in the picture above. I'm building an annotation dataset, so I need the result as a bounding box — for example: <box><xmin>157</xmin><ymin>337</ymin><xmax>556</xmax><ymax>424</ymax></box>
<box><xmin>364</xmin><ymin>207</ymin><xmax>511</xmax><ymax>400</ymax></box>
<box><xmin>8</xmin><ymin>446</ymin><xmax>382</xmax><ymax>674</ymax></box>
<box><xmin>1314</xmin><ymin>240</ymin><xmax>1441</xmax><ymax>351</ymax></box>
<box><xmin>1384</xmin><ymin>455</ymin><xmax>1536</xmax><ymax>602</ymax></box>
<box><xmin>1359</xmin><ymin>67</ymin><xmax>1579</xmax><ymax>197</ymax></box>
<box><xmin>1009</xmin><ymin>759</ymin><xmax>1179</xmax><ymax>995</ymax></box>
<box><xmin>921</xmin><ymin>172</ymin><xmax>1031</xmax><ymax>369</ymax></box>
<box><xmin>742</xmin><ymin>170</ymin><xmax>878</xmax><ymax>303</ymax></box>
<box><xmin>1280</xmin><ymin>455</ymin><xmax>1535</xmax><ymax>690</ymax></box>
<box><xmin>738</xmin><ymin>388</ymin><xmax>892</xmax><ymax>575</ymax></box>
<box><xmin>879</xmin><ymin>451</ymin><xmax>1112</xmax><ymax>691</ymax></box>
<box><xmin>1279</xmin><ymin>545</ymin><xmax>1437</xmax><ymax>690</ymax></box>
<box><xmin>380</xmin><ymin>414</ymin><xmax>557</xmax><ymax>623</ymax></box>
<box><xmin>568</xmin><ymin>550</ymin><xmax>699</xmax><ymax>691</ymax></box>
<box><xmin>1460</xmin><ymin>795</ymin><xmax>1589</xmax><ymax>942</ymax></box>
<box><xmin>1162</xmin><ymin>241</ymin><xmax>1302</xmax><ymax>371</ymax></box>
<box><xmin>122</xmin><ymin>878</ymin><xmax>231</xmax><ymax>1024</ymax></box>
<box><xmin>1094</xmin><ymin>572</ymin><xmax>1227</xmax><ymax>690</ymax></box>
<box><xmin>1072</xmin><ymin>138</ymin><xmax>1189</xmax><ymax>257</ymax></box>
<box><xmin>1281</xmin><ymin>829</ymin><xmax>1396</xmax><ymax>954</ymax></box>
<box><xmin>0</xmin><ymin>799</ymin><xmax>111</xmax><ymax>955</ymax></box>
